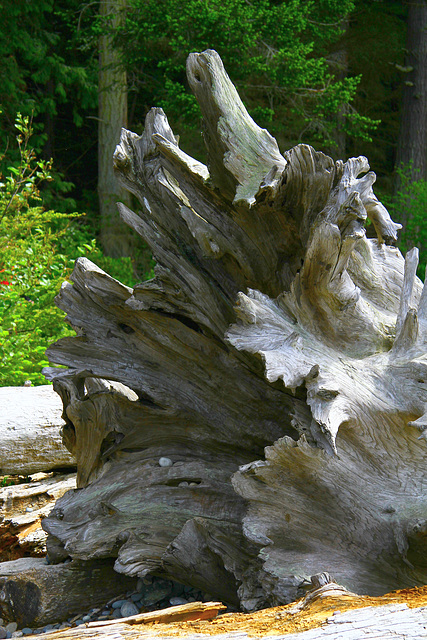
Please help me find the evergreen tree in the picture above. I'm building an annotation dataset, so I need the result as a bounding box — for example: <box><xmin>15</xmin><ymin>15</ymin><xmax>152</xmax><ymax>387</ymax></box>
<box><xmin>0</xmin><ymin>0</ymin><xmax>98</xmax><ymax>208</ymax></box>
<box><xmin>396</xmin><ymin>0</ymin><xmax>427</xmax><ymax>188</ymax></box>
<box><xmin>114</xmin><ymin>0</ymin><xmax>374</xmax><ymax>159</ymax></box>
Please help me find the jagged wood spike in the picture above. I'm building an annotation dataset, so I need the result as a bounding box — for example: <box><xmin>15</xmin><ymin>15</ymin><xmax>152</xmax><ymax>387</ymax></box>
<box><xmin>395</xmin><ymin>247</ymin><xmax>419</xmax><ymax>339</ymax></box>
<box><xmin>186</xmin><ymin>50</ymin><xmax>286</xmax><ymax>206</ymax></box>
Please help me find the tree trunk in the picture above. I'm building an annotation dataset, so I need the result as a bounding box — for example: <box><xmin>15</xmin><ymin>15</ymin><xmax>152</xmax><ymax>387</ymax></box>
<box><xmin>395</xmin><ymin>0</ymin><xmax>427</xmax><ymax>196</ymax></box>
<box><xmin>44</xmin><ymin>50</ymin><xmax>426</xmax><ymax>611</ymax></box>
<box><xmin>330</xmin><ymin>19</ymin><xmax>349</xmax><ymax>160</ymax></box>
<box><xmin>98</xmin><ymin>0</ymin><xmax>132</xmax><ymax>257</ymax></box>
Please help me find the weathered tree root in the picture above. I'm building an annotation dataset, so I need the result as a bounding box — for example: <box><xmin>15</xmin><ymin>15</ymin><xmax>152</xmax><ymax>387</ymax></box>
<box><xmin>43</xmin><ymin>50</ymin><xmax>427</xmax><ymax>610</ymax></box>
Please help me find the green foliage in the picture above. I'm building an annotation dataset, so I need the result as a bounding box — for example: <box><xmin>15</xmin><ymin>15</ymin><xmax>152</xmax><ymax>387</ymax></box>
<box><xmin>385</xmin><ymin>165</ymin><xmax>427</xmax><ymax>277</ymax></box>
<box><xmin>0</xmin><ymin>114</ymin><xmax>141</xmax><ymax>387</ymax></box>
<box><xmin>0</xmin><ymin>0</ymin><xmax>98</xmax><ymax>211</ymax></box>
<box><xmin>113</xmin><ymin>0</ymin><xmax>378</xmax><ymax>155</ymax></box>
<box><xmin>0</xmin><ymin>475</ymin><xmax>30</xmax><ymax>487</ymax></box>
<box><xmin>345</xmin><ymin>0</ymin><xmax>407</xmax><ymax>178</ymax></box>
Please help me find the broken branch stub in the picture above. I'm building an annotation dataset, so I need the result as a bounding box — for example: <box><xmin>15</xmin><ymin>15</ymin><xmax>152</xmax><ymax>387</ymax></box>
<box><xmin>43</xmin><ymin>50</ymin><xmax>427</xmax><ymax>610</ymax></box>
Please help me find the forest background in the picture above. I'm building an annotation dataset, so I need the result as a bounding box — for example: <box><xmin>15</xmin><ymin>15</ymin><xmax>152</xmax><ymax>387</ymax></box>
<box><xmin>1</xmin><ymin>0</ymin><xmax>426</xmax><ymax>385</ymax></box>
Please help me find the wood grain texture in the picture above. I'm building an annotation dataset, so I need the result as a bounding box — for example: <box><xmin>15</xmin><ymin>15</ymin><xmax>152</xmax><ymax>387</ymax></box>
<box><xmin>0</xmin><ymin>386</ymin><xmax>76</xmax><ymax>475</ymax></box>
<box><xmin>43</xmin><ymin>50</ymin><xmax>427</xmax><ymax>610</ymax></box>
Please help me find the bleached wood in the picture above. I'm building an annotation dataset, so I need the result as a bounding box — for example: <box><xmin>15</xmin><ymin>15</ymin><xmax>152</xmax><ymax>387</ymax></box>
<box><xmin>42</xmin><ymin>49</ymin><xmax>427</xmax><ymax>611</ymax></box>
<box><xmin>0</xmin><ymin>387</ymin><xmax>76</xmax><ymax>475</ymax></box>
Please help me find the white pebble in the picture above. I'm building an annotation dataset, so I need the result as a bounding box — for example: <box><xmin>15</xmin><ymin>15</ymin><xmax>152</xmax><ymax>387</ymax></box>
<box><xmin>12</xmin><ymin>632</ymin><xmax>23</xmax><ymax>638</ymax></box>
<box><xmin>169</xmin><ymin>596</ymin><xmax>188</xmax><ymax>606</ymax></box>
<box><xmin>120</xmin><ymin>601</ymin><xmax>138</xmax><ymax>618</ymax></box>
<box><xmin>26</xmin><ymin>507</ymin><xmax>33</xmax><ymax>513</ymax></box>
<box><xmin>158</xmin><ymin>457</ymin><xmax>172</xmax><ymax>467</ymax></box>
<box><xmin>178</xmin><ymin>481</ymin><xmax>189</xmax><ymax>487</ymax></box>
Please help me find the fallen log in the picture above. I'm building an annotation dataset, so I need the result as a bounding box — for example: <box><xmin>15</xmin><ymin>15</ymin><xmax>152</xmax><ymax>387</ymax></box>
<box><xmin>0</xmin><ymin>473</ymin><xmax>76</xmax><ymax>561</ymax></box>
<box><xmin>0</xmin><ymin>386</ymin><xmax>75</xmax><ymax>476</ymax></box>
<box><xmin>42</xmin><ymin>50</ymin><xmax>427</xmax><ymax>610</ymax></box>
<box><xmin>0</xmin><ymin>557</ymin><xmax>136</xmax><ymax>627</ymax></box>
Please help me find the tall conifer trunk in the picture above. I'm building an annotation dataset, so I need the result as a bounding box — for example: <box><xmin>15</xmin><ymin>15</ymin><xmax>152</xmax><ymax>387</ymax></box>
<box><xmin>98</xmin><ymin>0</ymin><xmax>131</xmax><ymax>257</ymax></box>
<box><xmin>395</xmin><ymin>0</ymin><xmax>427</xmax><ymax>204</ymax></box>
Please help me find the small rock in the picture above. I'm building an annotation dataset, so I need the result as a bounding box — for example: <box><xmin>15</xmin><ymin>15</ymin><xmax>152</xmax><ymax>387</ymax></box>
<box><xmin>82</xmin><ymin>616</ymin><xmax>91</xmax><ymax>622</ymax></box>
<box><xmin>43</xmin><ymin>625</ymin><xmax>54</xmax><ymax>633</ymax></box>
<box><xmin>112</xmin><ymin>599</ymin><xmax>128</xmax><ymax>609</ymax></box>
<box><xmin>111</xmin><ymin>610</ymin><xmax>122</xmax><ymax>619</ymax></box>
<box><xmin>74</xmin><ymin>620</ymin><xmax>84</xmax><ymax>626</ymax></box>
<box><xmin>178</xmin><ymin>481</ymin><xmax>189</xmax><ymax>487</ymax></box>
<box><xmin>131</xmin><ymin>593</ymin><xmax>142</xmax><ymax>602</ymax></box>
<box><xmin>169</xmin><ymin>596</ymin><xmax>188</xmax><ymax>606</ymax></box>
<box><xmin>21</xmin><ymin>630</ymin><xmax>33</xmax><ymax>636</ymax></box>
<box><xmin>0</xmin><ymin>630</ymin><xmax>6</xmax><ymax>640</ymax></box>
<box><xmin>12</xmin><ymin>631</ymin><xmax>23</xmax><ymax>637</ymax></box>
<box><xmin>158</xmin><ymin>457</ymin><xmax>172</xmax><ymax>467</ymax></box>
<box><xmin>189</xmin><ymin>482</ymin><xmax>198</xmax><ymax>487</ymax></box>
<box><xmin>6</xmin><ymin>624</ymin><xmax>17</xmax><ymax>634</ymax></box>
<box><xmin>25</xmin><ymin>507</ymin><xmax>33</xmax><ymax>513</ymax></box>
<box><xmin>120</xmin><ymin>602</ymin><xmax>138</xmax><ymax>618</ymax></box>
<box><xmin>154</xmin><ymin>578</ymin><xmax>171</xmax><ymax>589</ymax></box>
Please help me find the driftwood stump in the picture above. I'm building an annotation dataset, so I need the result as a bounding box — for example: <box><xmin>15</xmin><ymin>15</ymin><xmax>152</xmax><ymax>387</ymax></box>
<box><xmin>43</xmin><ymin>50</ymin><xmax>427</xmax><ymax>610</ymax></box>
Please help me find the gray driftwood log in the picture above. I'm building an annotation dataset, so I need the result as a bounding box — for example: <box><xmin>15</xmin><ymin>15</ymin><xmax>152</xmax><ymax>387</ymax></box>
<box><xmin>42</xmin><ymin>50</ymin><xmax>427</xmax><ymax>610</ymax></box>
<box><xmin>0</xmin><ymin>557</ymin><xmax>135</xmax><ymax>627</ymax></box>
<box><xmin>0</xmin><ymin>386</ymin><xmax>75</xmax><ymax>475</ymax></box>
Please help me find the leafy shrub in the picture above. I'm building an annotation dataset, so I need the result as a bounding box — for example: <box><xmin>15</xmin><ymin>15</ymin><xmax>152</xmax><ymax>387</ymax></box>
<box><xmin>0</xmin><ymin>114</ymin><xmax>145</xmax><ymax>386</ymax></box>
<box><xmin>385</xmin><ymin>166</ymin><xmax>427</xmax><ymax>278</ymax></box>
